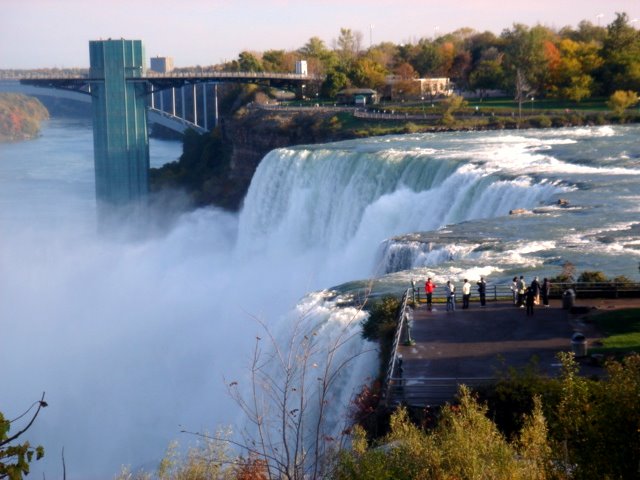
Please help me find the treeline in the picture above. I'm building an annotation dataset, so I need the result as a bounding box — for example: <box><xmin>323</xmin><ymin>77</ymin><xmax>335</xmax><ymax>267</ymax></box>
<box><xmin>0</xmin><ymin>93</ymin><xmax>49</xmax><ymax>142</ymax></box>
<box><xmin>208</xmin><ymin>12</ymin><xmax>640</xmax><ymax>102</ymax></box>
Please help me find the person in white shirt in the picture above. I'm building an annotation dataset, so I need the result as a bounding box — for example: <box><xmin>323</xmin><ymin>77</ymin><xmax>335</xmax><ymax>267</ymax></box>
<box><xmin>446</xmin><ymin>280</ymin><xmax>456</xmax><ymax>312</ymax></box>
<box><xmin>462</xmin><ymin>279</ymin><xmax>471</xmax><ymax>309</ymax></box>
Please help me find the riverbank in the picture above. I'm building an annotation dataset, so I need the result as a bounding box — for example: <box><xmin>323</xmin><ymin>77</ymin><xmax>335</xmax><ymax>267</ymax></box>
<box><xmin>0</xmin><ymin>93</ymin><xmax>49</xmax><ymax>142</ymax></box>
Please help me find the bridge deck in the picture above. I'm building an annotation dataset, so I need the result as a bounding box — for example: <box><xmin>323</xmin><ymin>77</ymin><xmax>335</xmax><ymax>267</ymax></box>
<box><xmin>390</xmin><ymin>297</ymin><xmax>638</xmax><ymax>407</ymax></box>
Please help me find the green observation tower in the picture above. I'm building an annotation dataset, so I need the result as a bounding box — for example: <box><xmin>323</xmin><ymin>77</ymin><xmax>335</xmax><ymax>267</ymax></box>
<box><xmin>89</xmin><ymin>39</ymin><xmax>149</xmax><ymax>212</ymax></box>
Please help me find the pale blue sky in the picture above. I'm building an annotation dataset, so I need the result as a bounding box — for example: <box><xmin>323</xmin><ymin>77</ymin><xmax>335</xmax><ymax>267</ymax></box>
<box><xmin>1</xmin><ymin>0</ymin><xmax>639</xmax><ymax>69</ymax></box>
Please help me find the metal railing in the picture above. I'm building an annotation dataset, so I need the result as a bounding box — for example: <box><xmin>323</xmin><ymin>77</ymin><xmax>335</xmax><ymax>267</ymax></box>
<box><xmin>381</xmin><ymin>288</ymin><xmax>413</xmax><ymax>406</ymax></box>
<box><xmin>386</xmin><ymin>377</ymin><xmax>495</xmax><ymax>407</ymax></box>
<box><xmin>411</xmin><ymin>281</ymin><xmax>640</xmax><ymax>304</ymax></box>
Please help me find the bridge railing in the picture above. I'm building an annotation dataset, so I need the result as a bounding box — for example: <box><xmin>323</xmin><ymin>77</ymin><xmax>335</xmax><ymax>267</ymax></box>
<box><xmin>142</xmin><ymin>71</ymin><xmax>324</xmax><ymax>81</ymax></box>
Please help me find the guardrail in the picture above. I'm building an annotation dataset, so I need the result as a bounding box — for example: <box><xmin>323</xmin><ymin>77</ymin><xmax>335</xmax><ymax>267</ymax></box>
<box><xmin>411</xmin><ymin>281</ymin><xmax>640</xmax><ymax>304</ymax></box>
<box><xmin>381</xmin><ymin>288</ymin><xmax>413</xmax><ymax>406</ymax></box>
<box><xmin>386</xmin><ymin>377</ymin><xmax>495</xmax><ymax>407</ymax></box>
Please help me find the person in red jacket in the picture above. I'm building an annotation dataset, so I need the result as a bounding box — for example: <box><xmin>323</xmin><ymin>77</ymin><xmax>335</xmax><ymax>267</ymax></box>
<box><xmin>425</xmin><ymin>277</ymin><xmax>436</xmax><ymax>310</ymax></box>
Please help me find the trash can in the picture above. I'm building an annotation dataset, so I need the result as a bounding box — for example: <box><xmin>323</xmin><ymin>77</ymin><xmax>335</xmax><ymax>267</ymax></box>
<box><xmin>571</xmin><ymin>332</ymin><xmax>588</xmax><ymax>357</ymax></box>
<box><xmin>562</xmin><ymin>289</ymin><xmax>576</xmax><ymax>309</ymax></box>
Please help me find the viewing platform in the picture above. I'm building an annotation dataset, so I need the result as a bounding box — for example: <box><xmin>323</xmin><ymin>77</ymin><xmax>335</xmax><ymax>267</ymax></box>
<box><xmin>385</xmin><ymin>292</ymin><xmax>640</xmax><ymax>408</ymax></box>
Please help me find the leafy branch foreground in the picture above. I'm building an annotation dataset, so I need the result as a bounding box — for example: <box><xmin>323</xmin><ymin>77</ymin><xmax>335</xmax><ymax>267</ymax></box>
<box><xmin>0</xmin><ymin>393</ymin><xmax>47</xmax><ymax>480</ymax></box>
<box><xmin>115</xmin><ymin>338</ymin><xmax>640</xmax><ymax>480</ymax></box>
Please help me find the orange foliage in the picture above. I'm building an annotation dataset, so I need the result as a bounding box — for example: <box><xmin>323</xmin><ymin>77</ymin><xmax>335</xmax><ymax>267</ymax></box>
<box><xmin>235</xmin><ymin>456</ymin><xmax>269</xmax><ymax>480</ymax></box>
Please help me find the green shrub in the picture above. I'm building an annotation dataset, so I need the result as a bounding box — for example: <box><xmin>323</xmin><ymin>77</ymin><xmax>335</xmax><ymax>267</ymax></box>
<box><xmin>529</xmin><ymin>115</ymin><xmax>552</xmax><ymax>128</ymax></box>
<box><xmin>361</xmin><ymin>296</ymin><xmax>400</xmax><ymax>341</ymax></box>
<box><xmin>576</xmin><ymin>271</ymin><xmax>608</xmax><ymax>283</ymax></box>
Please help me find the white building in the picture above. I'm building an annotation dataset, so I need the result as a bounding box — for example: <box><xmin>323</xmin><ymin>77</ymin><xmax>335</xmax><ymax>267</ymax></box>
<box><xmin>295</xmin><ymin>60</ymin><xmax>308</xmax><ymax>75</ymax></box>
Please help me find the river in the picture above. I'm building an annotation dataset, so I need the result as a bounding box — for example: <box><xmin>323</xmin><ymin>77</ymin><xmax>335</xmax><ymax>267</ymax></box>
<box><xmin>1</xmin><ymin>118</ymin><xmax>639</xmax><ymax>478</ymax></box>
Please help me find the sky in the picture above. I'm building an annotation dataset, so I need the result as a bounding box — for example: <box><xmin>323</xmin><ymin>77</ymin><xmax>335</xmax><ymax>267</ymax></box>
<box><xmin>1</xmin><ymin>0</ymin><xmax>639</xmax><ymax>69</ymax></box>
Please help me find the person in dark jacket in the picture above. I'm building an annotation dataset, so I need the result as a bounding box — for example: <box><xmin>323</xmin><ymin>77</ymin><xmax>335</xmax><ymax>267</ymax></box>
<box><xmin>476</xmin><ymin>277</ymin><xmax>487</xmax><ymax>307</ymax></box>
<box><xmin>530</xmin><ymin>276</ymin><xmax>541</xmax><ymax>304</ymax></box>
<box><xmin>525</xmin><ymin>286</ymin><xmax>535</xmax><ymax>316</ymax></box>
<box><xmin>541</xmin><ymin>278</ymin><xmax>551</xmax><ymax>307</ymax></box>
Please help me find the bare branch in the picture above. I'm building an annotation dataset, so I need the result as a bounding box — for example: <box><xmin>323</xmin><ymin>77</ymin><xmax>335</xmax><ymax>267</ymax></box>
<box><xmin>1</xmin><ymin>392</ymin><xmax>47</xmax><ymax>447</ymax></box>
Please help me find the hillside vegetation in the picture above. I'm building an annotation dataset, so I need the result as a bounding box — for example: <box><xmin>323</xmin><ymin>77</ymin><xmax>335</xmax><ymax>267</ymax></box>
<box><xmin>0</xmin><ymin>93</ymin><xmax>49</xmax><ymax>142</ymax></box>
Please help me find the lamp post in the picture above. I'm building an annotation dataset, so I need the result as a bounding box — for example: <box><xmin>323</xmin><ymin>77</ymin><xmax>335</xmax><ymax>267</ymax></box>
<box><xmin>421</xmin><ymin>96</ymin><xmax>425</xmax><ymax>118</ymax></box>
<box><xmin>531</xmin><ymin>96</ymin><xmax>534</xmax><ymax>114</ymax></box>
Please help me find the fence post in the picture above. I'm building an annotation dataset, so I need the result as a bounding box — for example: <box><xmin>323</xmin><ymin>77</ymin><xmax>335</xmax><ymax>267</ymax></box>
<box><xmin>493</xmin><ymin>285</ymin><xmax>497</xmax><ymax>301</ymax></box>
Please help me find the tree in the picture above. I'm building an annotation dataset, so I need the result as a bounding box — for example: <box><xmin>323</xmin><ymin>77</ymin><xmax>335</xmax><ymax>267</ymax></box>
<box><xmin>0</xmin><ymin>394</ymin><xmax>47</xmax><ymax>480</ymax></box>
<box><xmin>440</xmin><ymin>94</ymin><xmax>467</xmax><ymax>124</ymax></box>
<box><xmin>334</xmin><ymin>28</ymin><xmax>363</xmax><ymax>71</ymax></box>
<box><xmin>238</xmin><ymin>51</ymin><xmax>264</xmax><ymax>72</ymax></box>
<box><xmin>469</xmin><ymin>54</ymin><xmax>504</xmax><ymax>98</ymax></box>
<box><xmin>262</xmin><ymin>50</ymin><xmax>291</xmax><ymax>73</ymax></box>
<box><xmin>501</xmin><ymin>24</ymin><xmax>555</xmax><ymax>100</ymax></box>
<box><xmin>334</xmin><ymin>387</ymin><xmax>552</xmax><ymax>479</ymax></box>
<box><xmin>350</xmin><ymin>57</ymin><xmax>387</xmax><ymax>90</ymax></box>
<box><xmin>321</xmin><ymin>70</ymin><xmax>349</xmax><ymax>99</ymax></box>
<box><xmin>552</xmin><ymin>38</ymin><xmax>603</xmax><ymax>101</ymax></box>
<box><xmin>607</xmin><ymin>90</ymin><xmax>640</xmax><ymax>114</ymax></box>
<box><xmin>222</xmin><ymin>303</ymin><xmax>372</xmax><ymax>480</ymax></box>
<box><xmin>600</xmin><ymin>12</ymin><xmax>640</xmax><ymax>93</ymax></box>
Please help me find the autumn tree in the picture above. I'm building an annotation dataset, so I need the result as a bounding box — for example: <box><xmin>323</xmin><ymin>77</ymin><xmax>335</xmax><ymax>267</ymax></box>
<box><xmin>552</xmin><ymin>38</ymin><xmax>603</xmax><ymax>101</ymax></box>
<box><xmin>607</xmin><ymin>90</ymin><xmax>640</xmax><ymax>114</ymax></box>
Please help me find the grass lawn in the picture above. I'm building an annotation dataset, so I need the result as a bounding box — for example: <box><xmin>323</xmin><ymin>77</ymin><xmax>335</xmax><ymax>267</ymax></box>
<box><xmin>591</xmin><ymin>308</ymin><xmax>640</xmax><ymax>353</ymax></box>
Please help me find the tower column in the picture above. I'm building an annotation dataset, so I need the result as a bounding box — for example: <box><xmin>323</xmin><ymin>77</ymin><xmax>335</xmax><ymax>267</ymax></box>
<box><xmin>89</xmin><ymin>39</ymin><xmax>149</xmax><ymax>211</ymax></box>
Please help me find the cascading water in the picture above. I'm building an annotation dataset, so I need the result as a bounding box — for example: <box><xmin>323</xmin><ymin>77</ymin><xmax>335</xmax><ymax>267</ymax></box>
<box><xmin>2</xmin><ymin>120</ymin><xmax>639</xmax><ymax>479</ymax></box>
<box><xmin>237</xmin><ymin>140</ymin><xmax>565</xmax><ymax>282</ymax></box>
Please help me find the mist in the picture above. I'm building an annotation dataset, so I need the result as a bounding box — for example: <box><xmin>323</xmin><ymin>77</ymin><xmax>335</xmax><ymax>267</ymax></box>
<box><xmin>0</xmin><ymin>119</ymin><xmax>381</xmax><ymax>478</ymax></box>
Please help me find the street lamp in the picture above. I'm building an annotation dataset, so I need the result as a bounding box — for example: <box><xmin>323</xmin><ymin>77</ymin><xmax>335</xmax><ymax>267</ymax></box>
<box><xmin>531</xmin><ymin>96</ymin><xmax>534</xmax><ymax>113</ymax></box>
<box><xmin>421</xmin><ymin>96</ymin><xmax>425</xmax><ymax>117</ymax></box>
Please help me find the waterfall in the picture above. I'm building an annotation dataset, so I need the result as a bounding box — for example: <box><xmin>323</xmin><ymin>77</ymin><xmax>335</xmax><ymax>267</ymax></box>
<box><xmin>237</xmin><ymin>141</ymin><xmax>564</xmax><ymax>281</ymax></box>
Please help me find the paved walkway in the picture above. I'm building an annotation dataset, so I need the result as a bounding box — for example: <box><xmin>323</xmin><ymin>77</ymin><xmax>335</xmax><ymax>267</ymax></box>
<box><xmin>392</xmin><ymin>296</ymin><xmax>640</xmax><ymax>406</ymax></box>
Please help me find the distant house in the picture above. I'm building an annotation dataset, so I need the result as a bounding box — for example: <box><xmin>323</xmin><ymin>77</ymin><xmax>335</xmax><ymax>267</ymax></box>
<box><xmin>384</xmin><ymin>76</ymin><xmax>453</xmax><ymax>100</ymax></box>
<box><xmin>336</xmin><ymin>88</ymin><xmax>379</xmax><ymax>105</ymax></box>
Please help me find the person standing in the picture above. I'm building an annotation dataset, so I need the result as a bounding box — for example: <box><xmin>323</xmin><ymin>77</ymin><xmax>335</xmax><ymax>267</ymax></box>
<box><xmin>518</xmin><ymin>276</ymin><xmax>527</xmax><ymax>308</ymax></box>
<box><xmin>445</xmin><ymin>280</ymin><xmax>456</xmax><ymax>312</ymax></box>
<box><xmin>425</xmin><ymin>278</ymin><xmax>437</xmax><ymax>311</ymax></box>
<box><xmin>476</xmin><ymin>276</ymin><xmax>487</xmax><ymax>307</ymax></box>
<box><xmin>525</xmin><ymin>286</ymin><xmax>535</xmax><ymax>316</ymax></box>
<box><xmin>531</xmin><ymin>276</ymin><xmax>541</xmax><ymax>305</ymax></box>
<box><xmin>541</xmin><ymin>278</ymin><xmax>551</xmax><ymax>307</ymax></box>
<box><xmin>462</xmin><ymin>279</ymin><xmax>471</xmax><ymax>309</ymax></box>
<box><xmin>510</xmin><ymin>276</ymin><xmax>518</xmax><ymax>305</ymax></box>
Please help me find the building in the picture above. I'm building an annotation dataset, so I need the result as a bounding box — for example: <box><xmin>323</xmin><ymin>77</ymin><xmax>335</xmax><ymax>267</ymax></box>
<box><xmin>295</xmin><ymin>60</ymin><xmax>308</xmax><ymax>75</ymax></box>
<box><xmin>89</xmin><ymin>39</ymin><xmax>149</xmax><ymax>210</ymax></box>
<box><xmin>150</xmin><ymin>56</ymin><xmax>174</xmax><ymax>73</ymax></box>
<box><xmin>385</xmin><ymin>76</ymin><xmax>453</xmax><ymax>100</ymax></box>
<box><xmin>336</xmin><ymin>88</ymin><xmax>379</xmax><ymax>105</ymax></box>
